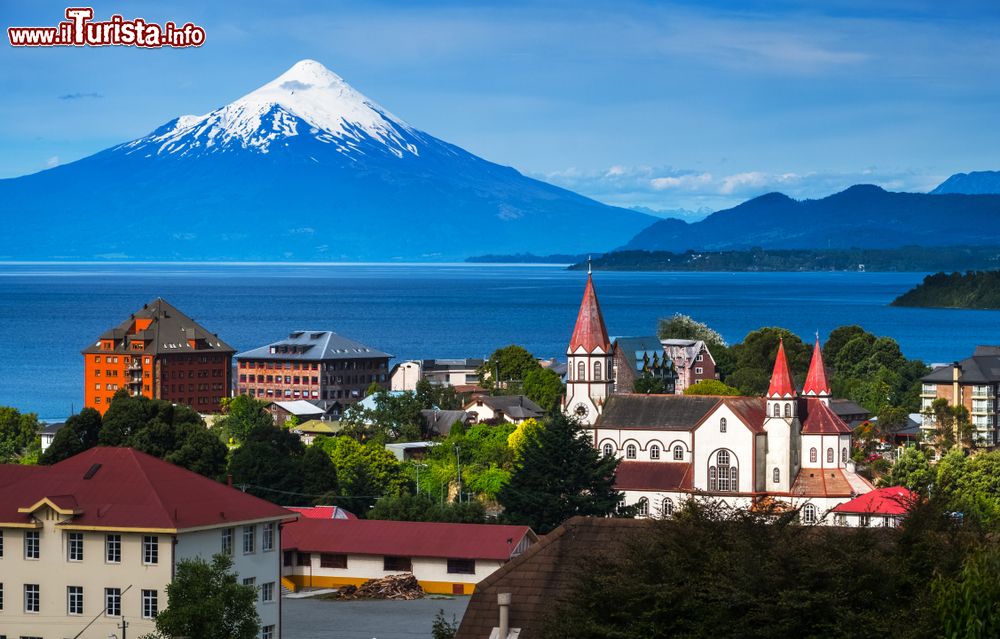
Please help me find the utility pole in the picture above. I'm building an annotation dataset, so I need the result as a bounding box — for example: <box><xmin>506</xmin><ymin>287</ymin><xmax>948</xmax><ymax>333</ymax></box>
<box><xmin>454</xmin><ymin>443</ymin><xmax>462</xmax><ymax>503</ymax></box>
<box><xmin>117</xmin><ymin>617</ymin><xmax>129</xmax><ymax>639</ymax></box>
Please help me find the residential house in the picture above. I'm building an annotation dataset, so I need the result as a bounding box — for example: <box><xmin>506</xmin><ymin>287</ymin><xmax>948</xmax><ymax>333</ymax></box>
<box><xmin>281</xmin><ymin>518</ymin><xmax>535</xmax><ymax>595</ymax></box>
<box><xmin>265</xmin><ymin>399</ymin><xmax>327</xmax><ymax>426</ymax></box>
<box><xmin>421</xmin><ymin>409</ymin><xmax>470</xmax><ymax>437</ymax></box>
<box><xmin>464</xmin><ymin>395</ymin><xmax>544</xmax><ymax>424</ymax></box>
<box><xmin>38</xmin><ymin>422</ymin><xmax>65</xmax><ymax>452</ymax></box>
<box><xmin>830</xmin><ymin>486</ymin><xmax>916</xmax><ymax>528</ymax></box>
<box><xmin>829</xmin><ymin>399</ymin><xmax>870</xmax><ymax>429</ymax></box>
<box><xmin>920</xmin><ymin>346</ymin><xmax>1000</xmax><ymax>446</ymax></box>
<box><xmin>0</xmin><ymin>447</ymin><xmax>292</xmax><ymax>639</ymax></box>
<box><xmin>390</xmin><ymin>358</ymin><xmax>485</xmax><ymax>392</ymax></box>
<box><xmin>611</xmin><ymin>336</ymin><xmax>676</xmax><ymax>394</ymax></box>
<box><xmin>289</xmin><ymin>419</ymin><xmax>342</xmax><ymax>445</ymax></box>
<box><xmin>83</xmin><ymin>298</ymin><xmax>234</xmax><ymax>415</ymax></box>
<box><xmin>661</xmin><ymin>338</ymin><xmax>718</xmax><ymax>394</ymax></box>
<box><xmin>236</xmin><ymin>330</ymin><xmax>392</xmax><ymax>418</ymax></box>
<box><xmin>385</xmin><ymin>441</ymin><xmax>439</xmax><ymax>461</ymax></box>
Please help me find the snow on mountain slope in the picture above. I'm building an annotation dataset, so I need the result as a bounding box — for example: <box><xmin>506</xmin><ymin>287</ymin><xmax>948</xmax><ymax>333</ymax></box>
<box><xmin>120</xmin><ymin>60</ymin><xmax>422</xmax><ymax>159</ymax></box>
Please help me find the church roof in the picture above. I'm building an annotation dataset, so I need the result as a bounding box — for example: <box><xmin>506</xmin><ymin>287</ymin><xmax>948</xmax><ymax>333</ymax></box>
<box><xmin>569</xmin><ymin>274</ymin><xmax>611</xmax><ymax>353</ymax></box>
<box><xmin>614</xmin><ymin>461</ymin><xmax>693</xmax><ymax>491</ymax></box>
<box><xmin>790</xmin><ymin>467</ymin><xmax>854</xmax><ymax>498</ymax></box>
<box><xmin>596</xmin><ymin>394</ymin><xmax>721</xmax><ymax>430</ymax></box>
<box><xmin>803</xmin><ymin>338</ymin><xmax>831</xmax><ymax>396</ymax></box>
<box><xmin>767</xmin><ymin>339</ymin><xmax>797</xmax><ymax>398</ymax></box>
<box><xmin>800</xmin><ymin>398</ymin><xmax>853</xmax><ymax>435</ymax></box>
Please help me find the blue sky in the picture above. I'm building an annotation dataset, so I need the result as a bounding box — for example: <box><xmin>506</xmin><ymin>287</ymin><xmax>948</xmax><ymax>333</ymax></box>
<box><xmin>2</xmin><ymin>0</ymin><xmax>999</xmax><ymax>213</ymax></box>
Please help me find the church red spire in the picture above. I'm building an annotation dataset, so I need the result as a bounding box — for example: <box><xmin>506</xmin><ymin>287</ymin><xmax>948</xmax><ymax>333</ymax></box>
<box><xmin>803</xmin><ymin>337</ymin><xmax>831</xmax><ymax>397</ymax></box>
<box><xmin>767</xmin><ymin>339</ymin><xmax>797</xmax><ymax>398</ymax></box>
<box><xmin>569</xmin><ymin>273</ymin><xmax>611</xmax><ymax>353</ymax></box>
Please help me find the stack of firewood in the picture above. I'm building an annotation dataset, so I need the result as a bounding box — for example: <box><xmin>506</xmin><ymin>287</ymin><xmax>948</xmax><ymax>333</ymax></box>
<box><xmin>331</xmin><ymin>574</ymin><xmax>425</xmax><ymax>600</ymax></box>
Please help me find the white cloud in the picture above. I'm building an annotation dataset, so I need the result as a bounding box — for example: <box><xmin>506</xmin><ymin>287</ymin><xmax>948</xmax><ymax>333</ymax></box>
<box><xmin>45</xmin><ymin>156</ymin><xmax>59</xmax><ymax>168</ymax></box>
<box><xmin>650</xmin><ymin>172</ymin><xmax>713</xmax><ymax>191</ymax></box>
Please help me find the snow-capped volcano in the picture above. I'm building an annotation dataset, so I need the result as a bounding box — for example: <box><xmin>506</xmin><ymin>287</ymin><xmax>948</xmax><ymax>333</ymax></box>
<box><xmin>122</xmin><ymin>60</ymin><xmax>422</xmax><ymax>159</ymax></box>
<box><xmin>0</xmin><ymin>60</ymin><xmax>654</xmax><ymax>261</ymax></box>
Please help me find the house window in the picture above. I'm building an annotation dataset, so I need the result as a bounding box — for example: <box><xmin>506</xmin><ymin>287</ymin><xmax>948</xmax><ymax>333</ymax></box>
<box><xmin>0</xmin><ymin>529</ymin><xmax>3</xmax><ymax>557</ymax></box>
<box><xmin>720</xmin><ymin>417</ymin><xmax>727</xmax><ymax>433</ymax></box>
<box><xmin>637</xmin><ymin>497</ymin><xmax>649</xmax><ymax>517</ymax></box>
<box><xmin>243</xmin><ymin>577</ymin><xmax>256</xmax><ymax>592</ymax></box>
<box><xmin>662</xmin><ymin>497</ymin><xmax>674</xmax><ymax>516</ymax></box>
<box><xmin>447</xmin><ymin>558</ymin><xmax>476</xmax><ymax>574</ymax></box>
<box><xmin>262</xmin><ymin>582</ymin><xmax>275</xmax><ymax>603</ymax></box>
<box><xmin>784</xmin><ymin>403</ymin><xmax>792</xmax><ymax>418</ymax></box>
<box><xmin>142</xmin><ymin>589</ymin><xmax>158</xmax><ymax>619</ymax></box>
<box><xmin>221</xmin><ymin>528</ymin><xmax>234</xmax><ymax>555</ymax></box>
<box><xmin>773</xmin><ymin>467</ymin><xmax>780</xmax><ymax>483</ymax></box>
<box><xmin>809</xmin><ymin>448</ymin><xmax>817</xmax><ymax>464</ymax></box>
<box><xmin>577</xmin><ymin>361</ymin><xmax>585</xmax><ymax>381</ymax></box>
<box><xmin>68</xmin><ymin>586</ymin><xmax>83</xmax><ymax>615</ymax></box>
<box><xmin>24</xmin><ymin>530</ymin><xmax>39</xmax><ymax>559</ymax></box>
<box><xmin>283</xmin><ymin>551</ymin><xmax>294</xmax><ymax>567</ymax></box>
<box><xmin>827</xmin><ymin>448</ymin><xmax>834</xmax><ymax>464</ymax></box>
<box><xmin>673</xmin><ymin>444</ymin><xmax>685</xmax><ymax>460</ymax></box>
<box><xmin>695</xmin><ymin>367</ymin><xmax>703</xmax><ymax>374</ymax></box>
<box><xmin>243</xmin><ymin>525</ymin><xmax>256</xmax><ymax>554</ymax></box>
<box><xmin>697</xmin><ymin>354</ymin><xmax>704</xmax><ymax>362</ymax></box>
<box><xmin>384</xmin><ymin>556</ymin><xmax>412</xmax><ymax>572</ymax></box>
<box><xmin>602</xmin><ymin>442</ymin><xmax>614</xmax><ymax>457</ymax></box>
<box><xmin>263</xmin><ymin>625</ymin><xmax>276</xmax><ymax>639</ymax></box>
<box><xmin>0</xmin><ymin>581</ymin><xmax>4</xmax><ymax>610</ymax></box>
<box><xmin>859</xmin><ymin>514</ymin><xmax>871</xmax><ymax>527</ymax></box>
<box><xmin>321</xmin><ymin>553</ymin><xmax>348</xmax><ymax>569</ymax></box>
<box><xmin>25</xmin><ymin>584</ymin><xmax>40</xmax><ymax>613</ymax></box>
<box><xmin>297</xmin><ymin>552</ymin><xmax>311</xmax><ymax>566</ymax></box>
<box><xmin>650</xmin><ymin>444</ymin><xmax>661</xmax><ymax>460</ymax></box>
<box><xmin>594</xmin><ymin>361</ymin><xmax>602</xmax><ymax>381</ymax></box>
<box><xmin>68</xmin><ymin>532</ymin><xmax>84</xmax><ymax>561</ymax></box>
<box><xmin>143</xmin><ymin>536</ymin><xmax>159</xmax><ymax>564</ymax></box>
<box><xmin>105</xmin><ymin>587</ymin><xmax>121</xmax><ymax>617</ymax></box>
<box><xmin>106</xmin><ymin>534</ymin><xmax>121</xmax><ymax>563</ymax></box>
<box><xmin>626</xmin><ymin>444</ymin><xmax>637</xmax><ymax>459</ymax></box>
<box><xmin>802</xmin><ymin>504</ymin><xmax>818</xmax><ymax>525</ymax></box>
<box><xmin>262</xmin><ymin>523</ymin><xmax>275</xmax><ymax>552</ymax></box>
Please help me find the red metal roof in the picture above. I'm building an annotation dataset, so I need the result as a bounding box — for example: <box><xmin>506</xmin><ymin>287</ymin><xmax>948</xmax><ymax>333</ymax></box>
<box><xmin>722</xmin><ymin>397</ymin><xmax>768</xmax><ymax>434</ymax></box>
<box><xmin>767</xmin><ymin>339</ymin><xmax>797</xmax><ymax>398</ymax></box>
<box><xmin>614</xmin><ymin>461</ymin><xmax>693</xmax><ymax>491</ymax></box>
<box><xmin>0</xmin><ymin>447</ymin><xmax>292</xmax><ymax>530</ymax></box>
<box><xmin>568</xmin><ymin>274</ymin><xmax>611</xmax><ymax>353</ymax></box>
<box><xmin>285</xmin><ymin>505</ymin><xmax>357</xmax><ymax>520</ymax></box>
<box><xmin>803</xmin><ymin>338</ymin><xmax>831</xmax><ymax>396</ymax></box>
<box><xmin>282</xmin><ymin>517</ymin><xmax>536</xmax><ymax>561</ymax></box>
<box><xmin>832</xmin><ymin>486</ymin><xmax>916</xmax><ymax>515</ymax></box>
<box><xmin>800</xmin><ymin>398</ymin><xmax>852</xmax><ymax>435</ymax></box>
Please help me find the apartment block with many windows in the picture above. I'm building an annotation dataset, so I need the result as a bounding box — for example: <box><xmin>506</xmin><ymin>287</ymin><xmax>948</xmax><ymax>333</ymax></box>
<box><xmin>0</xmin><ymin>447</ymin><xmax>292</xmax><ymax>638</ymax></box>
<box><xmin>920</xmin><ymin>346</ymin><xmax>1000</xmax><ymax>446</ymax></box>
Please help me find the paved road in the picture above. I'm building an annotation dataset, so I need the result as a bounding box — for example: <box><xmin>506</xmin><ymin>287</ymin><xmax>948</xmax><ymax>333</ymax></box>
<box><xmin>282</xmin><ymin>595</ymin><xmax>471</xmax><ymax>638</ymax></box>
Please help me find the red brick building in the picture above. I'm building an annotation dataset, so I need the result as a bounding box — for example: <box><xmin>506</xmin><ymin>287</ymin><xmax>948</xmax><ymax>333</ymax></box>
<box><xmin>82</xmin><ymin>298</ymin><xmax>234</xmax><ymax>414</ymax></box>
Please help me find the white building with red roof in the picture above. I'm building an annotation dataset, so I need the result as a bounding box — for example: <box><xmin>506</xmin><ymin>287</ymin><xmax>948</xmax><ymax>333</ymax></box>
<box><xmin>563</xmin><ymin>268</ymin><xmax>615</xmax><ymax>425</ymax></box>
<box><xmin>830</xmin><ymin>486</ymin><xmax>916</xmax><ymax>528</ymax></box>
<box><xmin>281</xmin><ymin>517</ymin><xmax>536</xmax><ymax>595</ymax></box>
<box><xmin>0</xmin><ymin>447</ymin><xmax>294</xmax><ymax>639</ymax></box>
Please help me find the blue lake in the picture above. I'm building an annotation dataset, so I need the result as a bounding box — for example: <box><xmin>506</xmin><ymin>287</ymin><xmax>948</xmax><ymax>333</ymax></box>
<box><xmin>1</xmin><ymin>263</ymin><xmax>998</xmax><ymax>419</ymax></box>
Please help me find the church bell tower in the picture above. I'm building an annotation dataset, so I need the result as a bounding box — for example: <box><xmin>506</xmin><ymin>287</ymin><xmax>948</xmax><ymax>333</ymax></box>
<box><xmin>563</xmin><ymin>266</ymin><xmax>614</xmax><ymax>426</ymax></box>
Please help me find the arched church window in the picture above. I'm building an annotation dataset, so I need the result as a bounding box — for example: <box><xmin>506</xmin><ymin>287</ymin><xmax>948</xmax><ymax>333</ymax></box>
<box><xmin>784</xmin><ymin>403</ymin><xmax>792</xmax><ymax>418</ymax></box>
<box><xmin>720</xmin><ymin>417</ymin><xmax>727</xmax><ymax>433</ymax></box>
<box><xmin>809</xmin><ymin>448</ymin><xmax>817</xmax><ymax>464</ymax></box>
<box><xmin>802</xmin><ymin>503</ymin><xmax>818</xmax><ymax>525</ymax></box>
<box><xmin>773</xmin><ymin>467</ymin><xmax>780</xmax><ymax>483</ymax></box>
<box><xmin>673</xmin><ymin>445</ymin><xmax>684</xmax><ymax>460</ymax></box>
<box><xmin>594</xmin><ymin>361</ymin><xmax>602</xmax><ymax>381</ymax></box>
<box><xmin>715</xmin><ymin>450</ymin><xmax>734</xmax><ymax>491</ymax></box>
<box><xmin>577</xmin><ymin>361</ymin><xmax>585</xmax><ymax>381</ymax></box>
<box><xmin>841</xmin><ymin>447</ymin><xmax>847</xmax><ymax>463</ymax></box>
<box><xmin>827</xmin><ymin>448</ymin><xmax>834</xmax><ymax>464</ymax></box>
<box><xmin>602</xmin><ymin>442</ymin><xmax>614</xmax><ymax>457</ymax></box>
<box><xmin>773</xmin><ymin>404</ymin><xmax>781</xmax><ymax>417</ymax></box>
<box><xmin>650</xmin><ymin>444</ymin><xmax>661</xmax><ymax>460</ymax></box>
<box><xmin>637</xmin><ymin>497</ymin><xmax>649</xmax><ymax>517</ymax></box>
<box><xmin>626</xmin><ymin>444</ymin><xmax>637</xmax><ymax>459</ymax></box>
<box><xmin>662</xmin><ymin>497</ymin><xmax>674</xmax><ymax>516</ymax></box>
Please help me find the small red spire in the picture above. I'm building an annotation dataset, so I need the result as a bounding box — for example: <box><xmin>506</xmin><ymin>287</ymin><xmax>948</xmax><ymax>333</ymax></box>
<box><xmin>803</xmin><ymin>337</ymin><xmax>831</xmax><ymax>396</ymax></box>
<box><xmin>767</xmin><ymin>338</ymin><xmax>797</xmax><ymax>398</ymax></box>
<box><xmin>569</xmin><ymin>273</ymin><xmax>611</xmax><ymax>353</ymax></box>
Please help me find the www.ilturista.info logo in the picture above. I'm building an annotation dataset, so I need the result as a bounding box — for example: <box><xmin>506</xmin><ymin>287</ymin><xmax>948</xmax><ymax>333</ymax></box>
<box><xmin>8</xmin><ymin>7</ymin><xmax>205</xmax><ymax>48</ymax></box>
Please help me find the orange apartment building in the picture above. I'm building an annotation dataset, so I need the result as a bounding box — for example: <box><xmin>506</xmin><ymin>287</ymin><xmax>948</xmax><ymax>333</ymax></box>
<box><xmin>83</xmin><ymin>298</ymin><xmax>235</xmax><ymax>414</ymax></box>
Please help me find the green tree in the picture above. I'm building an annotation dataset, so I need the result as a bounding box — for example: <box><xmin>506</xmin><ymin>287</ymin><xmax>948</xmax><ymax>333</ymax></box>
<box><xmin>216</xmin><ymin>395</ymin><xmax>274</xmax><ymax>445</ymax></box>
<box><xmin>0</xmin><ymin>407</ymin><xmax>41</xmax><ymax>464</ymax></box>
<box><xmin>684</xmin><ymin>379</ymin><xmax>742</xmax><ymax>396</ymax></box>
<box><xmin>300</xmin><ymin>444</ymin><xmax>339</xmax><ymax>501</ymax></box>
<box><xmin>522</xmin><ymin>367</ymin><xmax>564</xmax><ymax>412</ymax></box>
<box><xmin>925</xmin><ymin>398</ymin><xmax>974</xmax><ymax>452</ymax></box>
<box><xmin>416</xmin><ymin>378</ymin><xmax>462</xmax><ymax>410</ymax></box>
<box><xmin>633</xmin><ymin>376</ymin><xmax>671</xmax><ymax>394</ymax></box>
<box><xmin>40</xmin><ymin>408</ymin><xmax>103</xmax><ymax>464</ymax></box>
<box><xmin>881</xmin><ymin>447</ymin><xmax>934</xmax><ymax>492</ymax></box>
<box><xmin>151</xmin><ymin>553</ymin><xmax>259</xmax><ymax>639</ymax></box>
<box><xmin>228</xmin><ymin>425</ymin><xmax>306</xmax><ymax>503</ymax></box>
<box><xmin>933</xmin><ymin>545</ymin><xmax>1000</xmax><ymax>639</ymax></box>
<box><xmin>726</xmin><ymin>328</ymin><xmax>810</xmax><ymax>395</ymax></box>
<box><xmin>657</xmin><ymin>313</ymin><xmax>727</xmax><ymax>351</ymax></box>
<box><xmin>321</xmin><ymin>436</ymin><xmax>410</xmax><ymax>513</ymax></box>
<box><xmin>165</xmin><ymin>425</ymin><xmax>230</xmax><ymax>481</ymax></box>
<box><xmin>498</xmin><ymin>413</ymin><xmax>623</xmax><ymax>533</ymax></box>
<box><xmin>479</xmin><ymin>345</ymin><xmax>541</xmax><ymax>391</ymax></box>
<box><xmin>432</xmin><ymin>609</ymin><xmax>460</xmax><ymax>639</ymax></box>
<box><xmin>368</xmin><ymin>492</ymin><xmax>488</xmax><ymax>523</ymax></box>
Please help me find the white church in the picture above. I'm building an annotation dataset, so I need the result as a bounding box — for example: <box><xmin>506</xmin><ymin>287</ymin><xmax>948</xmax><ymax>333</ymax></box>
<box><xmin>563</xmin><ymin>271</ymin><xmax>874</xmax><ymax>523</ymax></box>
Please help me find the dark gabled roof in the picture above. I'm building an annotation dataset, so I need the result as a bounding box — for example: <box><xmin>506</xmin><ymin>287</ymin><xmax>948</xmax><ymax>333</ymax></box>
<box><xmin>422</xmin><ymin>358</ymin><xmax>484</xmax><ymax>371</ymax></box>
<box><xmin>800</xmin><ymin>398</ymin><xmax>853</xmax><ymax>435</ymax></box>
<box><xmin>236</xmin><ymin>330</ymin><xmax>392</xmax><ymax>361</ymax></box>
<box><xmin>82</xmin><ymin>298</ymin><xmax>234</xmax><ymax>356</ymax></box>
<box><xmin>596</xmin><ymin>394</ymin><xmax>721</xmax><ymax>431</ymax></box>
<box><xmin>469</xmin><ymin>395</ymin><xmax>544</xmax><ymax>418</ymax></box>
<box><xmin>923</xmin><ymin>349</ymin><xmax>1000</xmax><ymax>384</ymax></box>
<box><xmin>455</xmin><ymin>517</ymin><xmax>649</xmax><ymax>639</ymax></box>
<box><xmin>613</xmin><ymin>336</ymin><xmax>671</xmax><ymax>372</ymax></box>
<box><xmin>39</xmin><ymin>422</ymin><xmax>66</xmax><ymax>435</ymax></box>
<box><xmin>421</xmin><ymin>409</ymin><xmax>469</xmax><ymax>436</ymax></box>
<box><xmin>829</xmin><ymin>399</ymin><xmax>869</xmax><ymax>417</ymax></box>
<box><xmin>615</xmin><ymin>461</ymin><xmax>693</xmax><ymax>491</ymax></box>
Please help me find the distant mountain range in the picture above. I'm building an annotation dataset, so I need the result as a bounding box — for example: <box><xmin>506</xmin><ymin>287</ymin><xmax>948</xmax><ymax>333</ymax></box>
<box><xmin>931</xmin><ymin>170</ymin><xmax>1000</xmax><ymax>195</ymax></box>
<box><xmin>621</xmin><ymin>185</ymin><xmax>1000</xmax><ymax>252</ymax></box>
<box><xmin>0</xmin><ymin>60</ymin><xmax>653</xmax><ymax>261</ymax></box>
